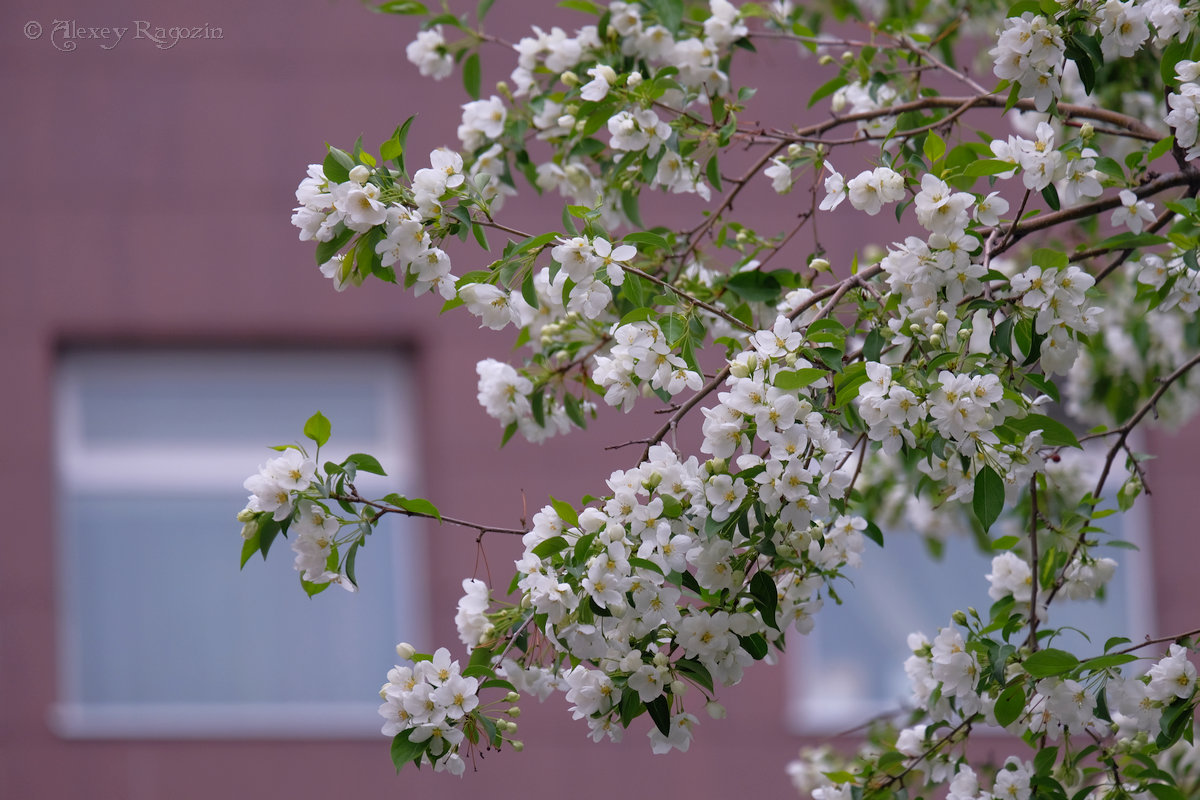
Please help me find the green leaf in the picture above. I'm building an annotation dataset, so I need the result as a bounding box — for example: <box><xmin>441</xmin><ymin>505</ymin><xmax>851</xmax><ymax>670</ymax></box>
<box><xmin>1087</xmin><ymin>232</ymin><xmax>1169</xmax><ymax>252</ymax></box>
<box><xmin>322</xmin><ymin>149</ymin><xmax>351</xmax><ymax>184</ymax></box>
<box><xmin>725</xmin><ymin>270</ymin><xmax>782</xmax><ymax>302</ymax></box>
<box><xmin>376</xmin><ymin>0</ymin><xmax>429</xmax><ymax>13</ymax></box>
<box><xmin>923</xmin><ymin>131</ymin><xmax>946</xmax><ymax>164</ymax></box>
<box><xmin>749</xmin><ymin>570</ymin><xmax>779</xmax><ymax>630</ymax></box>
<box><xmin>384</xmin><ymin>493</ymin><xmax>443</xmax><ymax>522</ymax></box>
<box><xmin>1104</xmin><ymin>636</ymin><xmax>1132</xmax><ymax>651</ymax></box>
<box><xmin>1079</xmin><ymin>653</ymin><xmax>1137</xmax><ymax>673</ymax></box>
<box><xmin>462</xmin><ymin>52</ymin><xmax>481</xmax><ymax>100</ymax></box>
<box><xmin>618</xmin><ymin>687</ymin><xmax>642</xmax><ymax>727</ymax></box>
<box><xmin>315</xmin><ymin>226</ymin><xmax>354</xmax><ymax>266</ymax></box>
<box><xmin>645</xmin><ymin>694</ymin><xmax>671</xmax><ymax>735</ymax></box>
<box><xmin>962</xmin><ymin>159</ymin><xmax>1016</xmax><ymax>177</ymax></box>
<box><xmin>1147</xmin><ymin>135</ymin><xmax>1175</xmax><ymax>163</ymax></box>
<box><xmin>532</xmin><ymin>535</ymin><xmax>569</xmax><ymax>559</ymax></box>
<box><xmin>550</xmin><ymin>495</ymin><xmax>579</xmax><ymax>527</ymax></box>
<box><xmin>994</xmin><ymin>683</ymin><xmax>1026</xmax><ymax>727</ymax></box>
<box><xmin>1006</xmin><ymin>413</ymin><xmax>1081</xmax><ymax>449</ymax></box>
<box><xmin>773</xmin><ymin>368</ymin><xmax>826</xmax><ymax>391</ymax></box>
<box><xmin>808</xmin><ymin>74</ymin><xmax>848</xmax><ymax>109</ymax></box>
<box><xmin>705</xmin><ymin>155</ymin><xmax>722</xmax><ymax>193</ymax></box>
<box><xmin>390</xmin><ymin>730</ymin><xmax>426</xmax><ymax>772</ymax></box>
<box><xmin>1031</xmin><ymin>248</ymin><xmax>1069</xmax><ymax>270</ymax></box>
<box><xmin>345</xmin><ymin>452</ymin><xmax>387</xmax><ymax>476</ymax></box>
<box><xmin>737</xmin><ymin>633</ymin><xmax>770</xmax><ymax>660</ymax></box>
<box><xmin>863</xmin><ymin>329</ymin><xmax>885</xmax><ymax>362</ymax></box>
<box><xmin>674</xmin><ymin>658</ymin><xmax>714</xmax><ymax>693</ymax></box>
<box><xmin>833</xmin><ymin>363</ymin><xmax>869</xmax><ymax>408</ymax></box>
<box><xmin>1022</xmin><ymin>648</ymin><xmax>1080</xmax><ymax>678</ymax></box>
<box><xmin>476</xmin><ymin>0</ymin><xmax>496</xmax><ymax>21</ymax></box>
<box><xmin>239</xmin><ymin>523</ymin><xmax>261</xmax><ymax>568</ymax></box>
<box><xmin>1041</xmin><ymin>183</ymin><xmax>1061</xmax><ymax>211</ymax></box>
<box><xmin>558</xmin><ymin>0</ymin><xmax>604</xmax><ymax>12</ymax></box>
<box><xmin>623</xmin><ymin>231</ymin><xmax>670</xmax><ymax>252</ymax></box>
<box><xmin>1145</xmin><ymin>783</ymin><xmax>1187</xmax><ymax>800</ymax></box>
<box><xmin>530</xmin><ymin>389</ymin><xmax>545</xmax><ymax>428</ymax></box>
<box><xmin>1034</xmin><ymin>745</ymin><xmax>1059</xmax><ymax>776</ymax></box>
<box><xmin>972</xmin><ymin>465</ymin><xmax>1005</xmax><ymax>532</ymax></box>
<box><xmin>304</xmin><ymin>411</ymin><xmax>331</xmax><ymax>447</ymax></box>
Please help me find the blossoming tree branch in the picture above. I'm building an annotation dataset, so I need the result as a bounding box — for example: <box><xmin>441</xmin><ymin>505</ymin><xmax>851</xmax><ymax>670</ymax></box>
<box><xmin>240</xmin><ymin>0</ymin><xmax>1200</xmax><ymax>795</ymax></box>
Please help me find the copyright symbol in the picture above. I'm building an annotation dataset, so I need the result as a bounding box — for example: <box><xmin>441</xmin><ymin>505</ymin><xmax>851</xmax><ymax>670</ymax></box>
<box><xmin>24</xmin><ymin>20</ymin><xmax>42</xmax><ymax>39</ymax></box>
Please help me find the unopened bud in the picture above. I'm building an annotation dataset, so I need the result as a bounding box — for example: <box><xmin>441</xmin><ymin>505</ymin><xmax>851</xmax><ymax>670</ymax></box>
<box><xmin>240</xmin><ymin>521</ymin><xmax>257</xmax><ymax>540</ymax></box>
<box><xmin>706</xmin><ymin>457</ymin><xmax>728</xmax><ymax>475</ymax></box>
<box><xmin>396</xmin><ymin>642</ymin><xmax>416</xmax><ymax>660</ymax></box>
<box><xmin>561</xmin><ymin>70</ymin><xmax>579</xmax><ymax>87</ymax></box>
<box><xmin>909</xmin><ymin>324</ymin><xmax>923</xmax><ymax>336</ymax></box>
<box><xmin>952</xmin><ymin>610</ymin><xmax>968</xmax><ymax>626</ymax></box>
<box><xmin>348</xmin><ymin>164</ymin><xmax>371</xmax><ymax>185</ymax></box>
<box><xmin>706</xmin><ymin>701</ymin><xmax>727</xmax><ymax>719</ymax></box>
<box><xmin>1080</xmin><ymin>122</ymin><xmax>1094</xmax><ymax>142</ymax></box>
<box><xmin>936</xmin><ymin>310</ymin><xmax>949</xmax><ymax>324</ymax></box>
<box><xmin>505</xmin><ymin>691</ymin><xmax>520</xmax><ymax>703</ymax></box>
<box><xmin>787</xmin><ymin>143</ymin><xmax>804</xmax><ymax>158</ymax></box>
<box><xmin>511</xmin><ymin>740</ymin><xmax>524</xmax><ymax>752</ymax></box>
<box><xmin>929</xmin><ymin>333</ymin><xmax>943</xmax><ymax>348</ymax></box>
<box><xmin>670</xmin><ymin>680</ymin><xmax>687</xmax><ymax>696</ymax></box>
<box><xmin>506</xmin><ymin>707</ymin><xmax>522</xmax><ymax>718</ymax></box>
<box><xmin>642</xmin><ymin>472</ymin><xmax>663</xmax><ymax>491</ymax></box>
<box><xmin>931</xmin><ymin>323</ymin><xmax>945</xmax><ymax>336</ymax></box>
<box><xmin>810</xmin><ymin>257</ymin><xmax>831</xmax><ymax>272</ymax></box>
<box><xmin>236</xmin><ymin>508</ymin><xmax>256</xmax><ymax>523</ymax></box>
<box><xmin>557</xmin><ymin>114</ymin><xmax>577</xmax><ymax>130</ymax></box>
<box><xmin>626</xmin><ymin>71</ymin><xmax>643</xmax><ymax>87</ymax></box>
<box><xmin>819</xmin><ymin>54</ymin><xmax>835</xmax><ymax>66</ymax></box>
<box><xmin>730</xmin><ymin>361</ymin><xmax>751</xmax><ymax>379</ymax></box>
<box><xmin>653</xmin><ymin>651</ymin><xmax>670</xmax><ymax>667</ymax></box>
<box><xmin>505</xmin><ymin>720</ymin><xmax>518</xmax><ymax>732</ymax></box>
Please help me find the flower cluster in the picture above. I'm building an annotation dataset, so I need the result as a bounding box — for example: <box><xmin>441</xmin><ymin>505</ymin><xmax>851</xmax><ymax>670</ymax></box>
<box><xmin>593</xmin><ymin>320</ymin><xmax>704</xmax><ymax>412</ymax></box>
<box><xmin>378</xmin><ymin>647</ymin><xmax>483</xmax><ymax>777</ymax></box>
<box><xmin>241</xmin><ymin>449</ymin><xmax>314</xmax><ymax>522</ymax></box>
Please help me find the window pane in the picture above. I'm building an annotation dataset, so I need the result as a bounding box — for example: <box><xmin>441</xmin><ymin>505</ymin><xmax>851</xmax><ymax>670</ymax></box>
<box><xmin>788</xmin><ymin>509</ymin><xmax>1151</xmax><ymax>730</ymax></box>
<box><xmin>56</xmin><ymin>349</ymin><xmax>425</xmax><ymax>737</ymax></box>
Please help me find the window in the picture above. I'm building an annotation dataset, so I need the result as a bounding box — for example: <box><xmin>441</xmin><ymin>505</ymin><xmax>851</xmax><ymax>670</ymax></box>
<box><xmin>54</xmin><ymin>348</ymin><xmax>426</xmax><ymax>738</ymax></box>
<box><xmin>786</xmin><ymin>461</ymin><xmax>1154</xmax><ymax>732</ymax></box>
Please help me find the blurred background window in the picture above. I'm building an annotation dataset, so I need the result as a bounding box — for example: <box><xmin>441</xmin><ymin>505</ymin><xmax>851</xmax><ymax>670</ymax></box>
<box><xmin>787</xmin><ymin>479</ymin><xmax>1153</xmax><ymax>732</ymax></box>
<box><xmin>53</xmin><ymin>348</ymin><xmax>426</xmax><ymax>738</ymax></box>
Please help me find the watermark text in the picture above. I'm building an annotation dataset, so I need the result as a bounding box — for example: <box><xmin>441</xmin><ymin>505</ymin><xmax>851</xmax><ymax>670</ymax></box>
<box><xmin>23</xmin><ymin>19</ymin><xmax>224</xmax><ymax>51</ymax></box>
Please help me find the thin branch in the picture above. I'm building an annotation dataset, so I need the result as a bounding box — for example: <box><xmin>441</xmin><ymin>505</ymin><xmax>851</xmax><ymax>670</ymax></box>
<box><xmin>764</xmin><ymin>95</ymin><xmax>1165</xmax><ymax>145</ymax></box>
<box><xmin>623</xmin><ymin>265</ymin><xmax>754</xmax><ymax>332</ymax></box>
<box><xmin>1111</xmin><ymin>627</ymin><xmax>1200</xmax><ymax>656</ymax></box>
<box><xmin>333</xmin><ymin>491</ymin><xmax>527</xmax><ymax>536</ymax></box>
